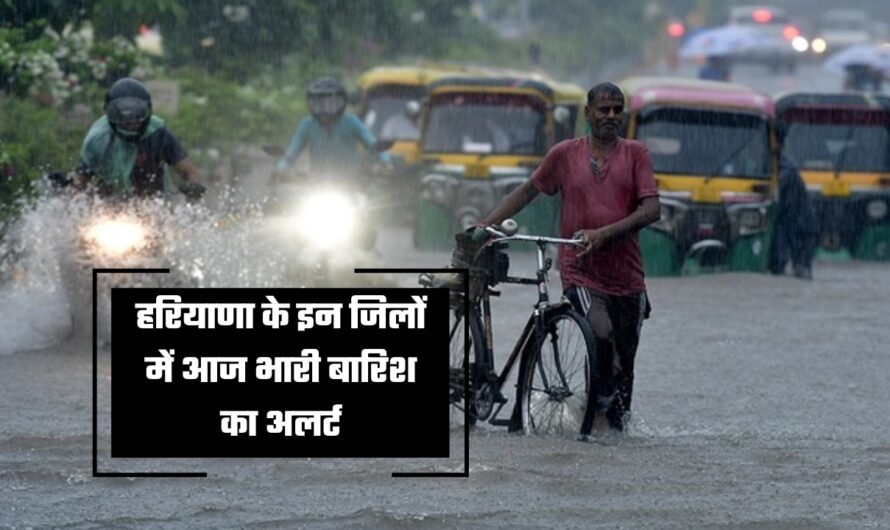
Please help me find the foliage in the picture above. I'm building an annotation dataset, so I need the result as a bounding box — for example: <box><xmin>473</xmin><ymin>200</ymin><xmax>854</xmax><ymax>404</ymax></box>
<box><xmin>165</xmin><ymin>65</ymin><xmax>309</xmax><ymax>152</ymax></box>
<box><xmin>0</xmin><ymin>97</ymin><xmax>84</xmax><ymax>224</ymax></box>
<box><xmin>0</xmin><ymin>0</ymin><xmax>656</xmax><ymax>229</ymax></box>
<box><xmin>439</xmin><ymin>15</ymin><xmax>534</xmax><ymax>70</ymax></box>
<box><xmin>0</xmin><ymin>12</ymin><xmax>145</xmax><ymax>225</ymax></box>
<box><xmin>527</xmin><ymin>0</ymin><xmax>654</xmax><ymax>76</ymax></box>
<box><xmin>482</xmin><ymin>0</ymin><xmax>656</xmax><ymax>78</ymax></box>
<box><xmin>0</xmin><ymin>21</ymin><xmax>149</xmax><ymax>106</ymax></box>
<box><xmin>0</xmin><ymin>0</ymin><xmax>186</xmax><ymax>37</ymax></box>
<box><xmin>157</xmin><ymin>0</ymin><xmax>474</xmax><ymax>80</ymax></box>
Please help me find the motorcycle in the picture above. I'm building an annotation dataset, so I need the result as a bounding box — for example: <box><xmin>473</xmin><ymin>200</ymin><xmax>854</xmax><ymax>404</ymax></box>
<box><xmin>260</xmin><ymin>141</ymin><xmax>394</xmax><ymax>286</ymax></box>
<box><xmin>47</xmin><ymin>172</ymin><xmax>204</xmax><ymax>343</ymax></box>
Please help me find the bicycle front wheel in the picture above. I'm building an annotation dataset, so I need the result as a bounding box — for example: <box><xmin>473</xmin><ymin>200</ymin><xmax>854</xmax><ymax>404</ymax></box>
<box><xmin>519</xmin><ymin>308</ymin><xmax>598</xmax><ymax>438</ymax></box>
<box><xmin>448</xmin><ymin>305</ymin><xmax>477</xmax><ymax>426</ymax></box>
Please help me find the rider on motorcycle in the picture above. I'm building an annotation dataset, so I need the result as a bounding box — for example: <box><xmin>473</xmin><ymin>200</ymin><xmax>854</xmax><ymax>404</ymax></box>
<box><xmin>274</xmin><ymin>76</ymin><xmax>390</xmax><ymax>179</ymax></box>
<box><xmin>71</xmin><ymin>77</ymin><xmax>205</xmax><ymax>199</ymax></box>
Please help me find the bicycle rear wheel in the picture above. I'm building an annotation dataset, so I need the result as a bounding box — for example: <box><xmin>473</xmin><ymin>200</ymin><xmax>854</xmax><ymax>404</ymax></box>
<box><xmin>519</xmin><ymin>307</ymin><xmax>598</xmax><ymax>438</ymax></box>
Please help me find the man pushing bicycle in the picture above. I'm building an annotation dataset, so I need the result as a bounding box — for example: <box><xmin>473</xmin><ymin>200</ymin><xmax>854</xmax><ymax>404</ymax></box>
<box><xmin>478</xmin><ymin>82</ymin><xmax>661</xmax><ymax>431</ymax></box>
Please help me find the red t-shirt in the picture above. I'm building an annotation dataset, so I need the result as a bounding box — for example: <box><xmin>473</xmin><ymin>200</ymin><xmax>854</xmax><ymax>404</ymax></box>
<box><xmin>531</xmin><ymin>137</ymin><xmax>658</xmax><ymax>296</ymax></box>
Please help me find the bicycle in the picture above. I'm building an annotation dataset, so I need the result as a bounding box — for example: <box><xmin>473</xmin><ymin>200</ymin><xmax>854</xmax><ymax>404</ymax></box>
<box><xmin>419</xmin><ymin>220</ymin><xmax>600</xmax><ymax>438</ymax></box>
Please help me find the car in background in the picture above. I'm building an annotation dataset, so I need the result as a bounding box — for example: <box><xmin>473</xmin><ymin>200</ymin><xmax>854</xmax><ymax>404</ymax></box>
<box><xmin>811</xmin><ymin>9</ymin><xmax>873</xmax><ymax>57</ymax></box>
<box><xmin>727</xmin><ymin>5</ymin><xmax>806</xmax><ymax>72</ymax></box>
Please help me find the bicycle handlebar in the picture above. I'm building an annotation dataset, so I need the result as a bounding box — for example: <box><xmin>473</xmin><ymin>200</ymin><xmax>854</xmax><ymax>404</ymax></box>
<box><xmin>483</xmin><ymin>226</ymin><xmax>583</xmax><ymax>247</ymax></box>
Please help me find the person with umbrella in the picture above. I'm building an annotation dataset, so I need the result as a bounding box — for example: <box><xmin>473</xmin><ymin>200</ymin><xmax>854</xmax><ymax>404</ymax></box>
<box><xmin>699</xmin><ymin>55</ymin><xmax>731</xmax><ymax>81</ymax></box>
<box><xmin>824</xmin><ymin>43</ymin><xmax>890</xmax><ymax>92</ymax></box>
<box><xmin>680</xmin><ymin>25</ymin><xmax>769</xmax><ymax>77</ymax></box>
<box><xmin>769</xmin><ymin>123</ymin><xmax>818</xmax><ymax>280</ymax></box>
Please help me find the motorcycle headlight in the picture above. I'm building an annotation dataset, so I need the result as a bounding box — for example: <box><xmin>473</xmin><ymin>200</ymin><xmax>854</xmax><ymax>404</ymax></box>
<box><xmin>294</xmin><ymin>190</ymin><xmax>356</xmax><ymax>249</ymax></box>
<box><xmin>83</xmin><ymin>217</ymin><xmax>149</xmax><ymax>257</ymax></box>
<box><xmin>866</xmin><ymin>199</ymin><xmax>888</xmax><ymax>220</ymax></box>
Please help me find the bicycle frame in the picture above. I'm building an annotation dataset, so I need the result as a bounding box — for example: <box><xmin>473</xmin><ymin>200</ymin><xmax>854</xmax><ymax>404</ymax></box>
<box><xmin>457</xmin><ymin>229</ymin><xmax>582</xmax><ymax>426</ymax></box>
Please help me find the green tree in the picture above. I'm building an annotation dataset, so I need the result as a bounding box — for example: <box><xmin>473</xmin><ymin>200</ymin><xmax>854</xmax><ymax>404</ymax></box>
<box><xmin>529</xmin><ymin>0</ymin><xmax>653</xmax><ymax>77</ymax></box>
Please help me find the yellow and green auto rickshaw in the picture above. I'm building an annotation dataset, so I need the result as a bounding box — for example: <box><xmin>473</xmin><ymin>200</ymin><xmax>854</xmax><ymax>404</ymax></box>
<box><xmin>776</xmin><ymin>92</ymin><xmax>890</xmax><ymax>261</ymax></box>
<box><xmin>414</xmin><ymin>71</ymin><xmax>587</xmax><ymax>249</ymax></box>
<box><xmin>621</xmin><ymin>77</ymin><xmax>778</xmax><ymax>276</ymax></box>
<box><xmin>357</xmin><ymin>65</ymin><xmax>478</xmax><ymax>220</ymax></box>
<box><xmin>357</xmin><ymin>65</ymin><xmax>478</xmax><ymax>167</ymax></box>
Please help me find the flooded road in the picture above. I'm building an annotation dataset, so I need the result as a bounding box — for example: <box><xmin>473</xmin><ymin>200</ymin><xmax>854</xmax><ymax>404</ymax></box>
<box><xmin>2</xmin><ymin>61</ymin><xmax>890</xmax><ymax>529</ymax></box>
<box><xmin>2</xmin><ymin>222</ymin><xmax>889</xmax><ymax>528</ymax></box>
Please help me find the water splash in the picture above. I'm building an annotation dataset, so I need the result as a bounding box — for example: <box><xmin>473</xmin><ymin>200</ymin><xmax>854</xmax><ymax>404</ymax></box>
<box><xmin>0</xmin><ymin>187</ymin><xmax>293</xmax><ymax>353</ymax></box>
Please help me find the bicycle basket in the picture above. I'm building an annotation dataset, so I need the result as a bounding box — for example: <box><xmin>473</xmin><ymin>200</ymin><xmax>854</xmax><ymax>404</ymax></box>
<box><xmin>451</xmin><ymin>231</ymin><xmax>509</xmax><ymax>300</ymax></box>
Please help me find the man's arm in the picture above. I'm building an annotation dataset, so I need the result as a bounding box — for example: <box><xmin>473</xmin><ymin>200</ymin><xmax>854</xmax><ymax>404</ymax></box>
<box><xmin>172</xmin><ymin>157</ymin><xmax>201</xmax><ymax>183</ymax></box>
<box><xmin>351</xmin><ymin>114</ymin><xmax>391</xmax><ymax>164</ymax></box>
<box><xmin>172</xmin><ymin>157</ymin><xmax>206</xmax><ymax>199</ymax></box>
<box><xmin>159</xmin><ymin>128</ymin><xmax>201</xmax><ymax>185</ymax></box>
<box><xmin>277</xmin><ymin>120</ymin><xmax>310</xmax><ymax>172</ymax></box>
<box><xmin>480</xmin><ymin>140</ymin><xmax>563</xmax><ymax>228</ymax></box>
<box><xmin>577</xmin><ymin>195</ymin><xmax>661</xmax><ymax>257</ymax></box>
<box><xmin>480</xmin><ymin>179</ymin><xmax>540</xmax><ymax>227</ymax></box>
<box><xmin>353</xmin><ymin>114</ymin><xmax>377</xmax><ymax>149</ymax></box>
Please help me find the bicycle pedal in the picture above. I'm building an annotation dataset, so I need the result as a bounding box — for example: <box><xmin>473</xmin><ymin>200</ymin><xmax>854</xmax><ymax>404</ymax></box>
<box><xmin>493</xmin><ymin>391</ymin><xmax>508</xmax><ymax>404</ymax></box>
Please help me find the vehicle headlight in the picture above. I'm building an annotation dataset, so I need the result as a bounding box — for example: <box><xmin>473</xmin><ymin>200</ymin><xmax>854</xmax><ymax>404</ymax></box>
<box><xmin>651</xmin><ymin>205</ymin><xmax>675</xmax><ymax>233</ymax></box>
<box><xmin>83</xmin><ymin>216</ymin><xmax>149</xmax><ymax>257</ymax></box>
<box><xmin>652</xmin><ymin>197</ymin><xmax>689</xmax><ymax>233</ymax></box>
<box><xmin>738</xmin><ymin>209</ymin><xmax>762</xmax><ymax>229</ymax></box>
<box><xmin>456</xmin><ymin>208</ymin><xmax>482</xmax><ymax>231</ymax></box>
<box><xmin>866</xmin><ymin>199</ymin><xmax>888</xmax><ymax>220</ymax></box>
<box><xmin>791</xmin><ymin>36</ymin><xmax>809</xmax><ymax>53</ymax></box>
<box><xmin>294</xmin><ymin>190</ymin><xmax>356</xmax><ymax>249</ymax></box>
<box><xmin>812</xmin><ymin>38</ymin><xmax>827</xmax><ymax>54</ymax></box>
<box><xmin>729</xmin><ymin>204</ymin><xmax>768</xmax><ymax>236</ymax></box>
<box><xmin>420</xmin><ymin>174</ymin><xmax>454</xmax><ymax>205</ymax></box>
<box><xmin>652</xmin><ymin>198</ymin><xmax>688</xmax><ymax>233</ymax></box>
<box><xmin>430</xmin><ymin>183</ymin><xmax>448</xmax><ymax>203</ymax></box>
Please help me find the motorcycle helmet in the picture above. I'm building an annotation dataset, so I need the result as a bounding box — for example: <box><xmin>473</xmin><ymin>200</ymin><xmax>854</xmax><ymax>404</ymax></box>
<box><xmin>307</xmin><ymin>77</ymin><xmax>347</xmax><ymax>121</ymax></box>
<box><xmin>104</xmin><ymin>77</ymin><xmax>152</xmax><ymax>139</ymax></box>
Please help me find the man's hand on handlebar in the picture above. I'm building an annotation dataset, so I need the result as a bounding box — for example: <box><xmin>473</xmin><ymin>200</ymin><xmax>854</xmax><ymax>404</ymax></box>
<box><xmin>574</xmin><ymin>227</ymin><xmax>610</xmax><ymax>257</ymax></box>
<box><xmin>47</xmin><ymin>171</ymin><xmax>92</xmax><ymax>192</ymax></box>
<box><xmin>180</xmin><ymin>181</ymin><xmax>206</xmax><ymax>201</ymax></box>
<box><xmin>470</xmin><ymin>222</ymin><xmax>493</xmax><ymax>243</ymax></box>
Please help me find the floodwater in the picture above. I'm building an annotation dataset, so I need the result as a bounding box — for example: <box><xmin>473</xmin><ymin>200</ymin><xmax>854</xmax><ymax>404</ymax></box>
<box><xmin>1</xmin><ymin>211</ymin><xmax>889</xmax><ymax>528</ymax></box>
<box><xmin>2</xmin><ymin>60</ymin><xmax>889</xmax><ymax>530</ymax></box>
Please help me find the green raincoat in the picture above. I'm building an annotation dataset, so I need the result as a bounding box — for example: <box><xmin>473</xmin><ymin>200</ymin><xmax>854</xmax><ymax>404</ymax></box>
<box><xmin>79</xmin><ymin>115</ymin><xmax>179</xmax><ymax>196</ymax></box>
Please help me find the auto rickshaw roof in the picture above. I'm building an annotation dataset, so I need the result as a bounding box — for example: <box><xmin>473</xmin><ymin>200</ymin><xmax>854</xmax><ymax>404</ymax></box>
<box><xmin>357</xmin><ymin>64</ymin><xmax>481</xmax><ymax>89</ymax></box>
<box><xmin>427</xmin><ymin>71</ymin><xmax>586</xmax><ymax>103</ymax></box>
<box><xmin>620</xmin><ymin>76</ymin><xmax>774</xmax><ymax>116</ymax></box>
<box><xmin>466</xmin><ymin>66</ymin><xmax>587</xmax><ymax>100</ymax></box>
<box><xmin>775</xmin><ymin>91</ymin><xmax>890</xmax><ymax>116</ymax></box>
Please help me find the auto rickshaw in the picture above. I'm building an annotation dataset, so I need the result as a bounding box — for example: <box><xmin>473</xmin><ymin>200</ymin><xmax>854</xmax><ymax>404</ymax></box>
<box><xmin>775</xmin><ymin>92</ymin><xmax>890</xmax><ymax>261</ymax></box>
<box><xmin>414</xmin><ymin>71</ymin><xmax>587</xmax><ymax>249</ymax></box>
<box><xmin>357</xmin><ymin>65</ymin><xmax>477</xmax><ymax>222</ymax></box>
<box><xmin>620</xmin><ymin>77</ymin><xmax>778</xmax><ymax>275</ymax></box>
<box><xmin>357</xmin><ymin>65</ymin><xmax>477</xmax><ymax>166</ymax></box>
